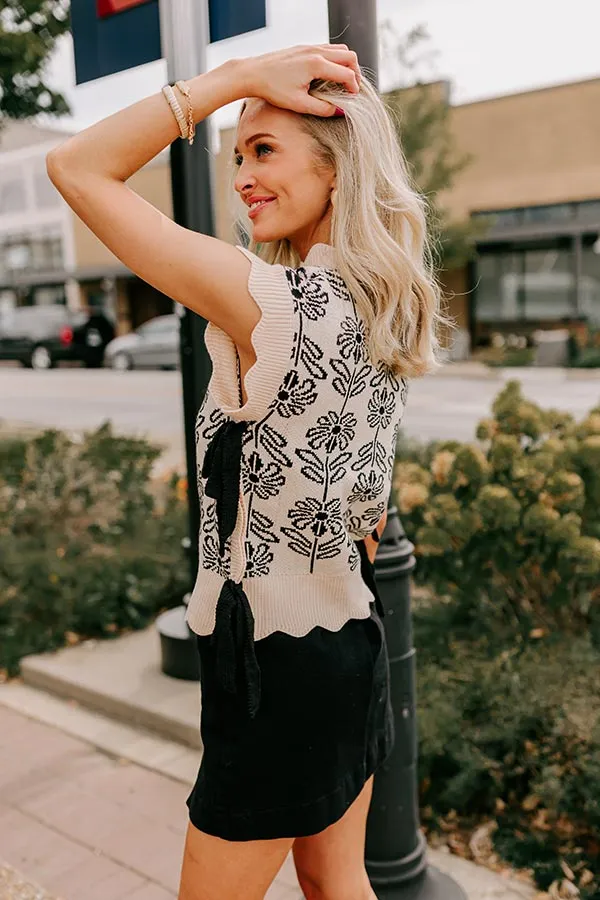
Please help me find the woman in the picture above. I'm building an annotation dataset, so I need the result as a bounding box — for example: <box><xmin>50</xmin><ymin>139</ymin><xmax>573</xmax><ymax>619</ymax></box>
<box><xmin>48</xmin><ymin>45</ymin><xmax>448</xmax><ymax>900</ymax></box>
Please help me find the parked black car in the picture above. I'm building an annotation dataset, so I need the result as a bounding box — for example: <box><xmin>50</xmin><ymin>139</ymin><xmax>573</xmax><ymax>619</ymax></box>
<box><xmin>0</xmin><ymin>305</ymin><xmax>115</xmax><ymax>370</ymax></box>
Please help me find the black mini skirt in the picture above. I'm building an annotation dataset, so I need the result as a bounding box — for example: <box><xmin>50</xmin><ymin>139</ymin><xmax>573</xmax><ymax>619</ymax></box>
<box><xmin>186</xmin><ymin>542</ymin><xmax>394</xmax><ymax>842</ymax></box>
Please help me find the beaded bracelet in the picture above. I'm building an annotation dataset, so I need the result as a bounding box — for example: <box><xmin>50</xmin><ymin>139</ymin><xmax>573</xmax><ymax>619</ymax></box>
<box><xmin>162</xmin><ymin>84</ymin><xmax>188</xmax><ymax>140</ymax></box>
<box><xmin>174</xmin><ymin>80</ymin><xmax>196</xmax><ymax>146</ymax></box>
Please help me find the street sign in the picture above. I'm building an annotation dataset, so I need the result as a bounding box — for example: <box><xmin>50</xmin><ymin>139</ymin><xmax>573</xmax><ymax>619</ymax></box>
<box><xmin>71</xmin><ymin>0</ymin><xmax>267</xmax><ymax>85</ymax></box>
<box><xmin>96</xmin><ymin>0</ymin><xmax>153</xmax><ymax>17</ymax></box>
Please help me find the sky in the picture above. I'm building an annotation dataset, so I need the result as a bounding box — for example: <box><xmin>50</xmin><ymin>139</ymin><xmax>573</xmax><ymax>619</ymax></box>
<box><xmin>45</xmin><ymin>0</ymin><xmax>600</xmax><ymax>136</ymax></box>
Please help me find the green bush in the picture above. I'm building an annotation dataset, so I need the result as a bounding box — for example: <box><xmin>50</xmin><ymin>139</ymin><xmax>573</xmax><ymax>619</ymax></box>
<box><xmin>394</xmin><ymin>381</ymin><xmax>600</xmax><ymax>894</ymax></box>
<box><xmin>416</xmin><ymin>631</ymin><xmax>600</xmax><ymax>895</ymax></box>
<box><xmin>394</xmin><ymin>380</ymin><xmax>600</xmax><ymax>639</ymax></box>
<box><xmin>0</xmin><ymin>424</ymin><xmax>190</xmax><ymax>676</ymax></box>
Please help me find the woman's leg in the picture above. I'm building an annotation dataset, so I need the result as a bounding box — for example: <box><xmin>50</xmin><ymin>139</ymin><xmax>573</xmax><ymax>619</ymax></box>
<box><xmin>178</xmin><ymin>823</ymin><xmax>294</xmax><ymax>900</ymax></box>
<box><xmin>292</xmin><ymin>776</ymin><xmax>377</xmax><ymax>900</ymax></box>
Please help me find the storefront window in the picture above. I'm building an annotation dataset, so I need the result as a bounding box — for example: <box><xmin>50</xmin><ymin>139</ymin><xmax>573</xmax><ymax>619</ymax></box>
<box><xmin>476</xmin><ymin>252</ymin><xmax>521</xmax><ymax>321</ymax></box>
<box><xmin>522</xmin><ymin>204</ymin><xmax>574</xmax><ymax>225</ymax></box>
<box><xmin>523</xmin><ymin>248</ymin><xmax>575</xmax><ymax>319</ymax></box>
<box><xmin>577</xmin><ymin>201</ymin><xmax>600</xmax><ymax>225</ymax></box>
<box><xmin>477</xmin><ymin>248</ymin><xmax>576</xmax><ymax>322</ymax></box>
<box><xmin>581</xmin><ymin>244</ymin><xmax>600</xmax><ymax>325</ymax></box>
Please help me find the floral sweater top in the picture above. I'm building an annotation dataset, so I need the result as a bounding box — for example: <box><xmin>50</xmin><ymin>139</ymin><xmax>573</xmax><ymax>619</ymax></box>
<box><xmin>185</xmin><ymin>242</ymin><xmax>409</xmax><ymax>643</ymax></box>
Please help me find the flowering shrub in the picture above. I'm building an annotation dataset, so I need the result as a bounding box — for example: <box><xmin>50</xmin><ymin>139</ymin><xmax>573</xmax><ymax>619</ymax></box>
<box><xmin>0</xmin><ymin>423</ymin><xmax>189</xmax><ymax>676</ymax></box>
<box><xmin>393</xmin><ymin>381</ymin><xmax>600</xmax><ymax>894</ymax></box>
<box><xmin>394</xmin><ymin>380</ymin><xmax>600</xmax><ymax>637</ymax></box>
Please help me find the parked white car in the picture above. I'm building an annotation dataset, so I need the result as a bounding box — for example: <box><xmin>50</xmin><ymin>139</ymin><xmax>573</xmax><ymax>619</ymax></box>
<box><xmin>104</xmin><ymin>314</ymin><xmax>180</xmax><ymax>370</ymax></box>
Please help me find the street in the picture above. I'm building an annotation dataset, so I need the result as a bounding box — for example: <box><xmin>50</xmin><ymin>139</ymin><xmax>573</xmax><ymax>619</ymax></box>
<box><xmin>0</xmin><ymin>366</ymin><xmax>599</xmax><ymax>473</ymax></box>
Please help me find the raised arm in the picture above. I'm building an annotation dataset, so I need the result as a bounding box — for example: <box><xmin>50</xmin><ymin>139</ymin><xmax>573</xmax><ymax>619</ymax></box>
<box><xmin>47</xmin><ymin>47</ymin><xmax>360</xmax><ymax>354</ymax></box>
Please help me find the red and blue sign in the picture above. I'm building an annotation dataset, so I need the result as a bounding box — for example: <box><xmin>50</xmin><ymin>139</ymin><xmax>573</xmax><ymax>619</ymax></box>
<box><xmin>96</xmin><ymin>0</ymin><xmax>154</xmax><ymax>16</ymax></box>
<box><xmin>72</xmin><ymin>0</ymin><xmax>267</xmax><ymax>85</ymax></box>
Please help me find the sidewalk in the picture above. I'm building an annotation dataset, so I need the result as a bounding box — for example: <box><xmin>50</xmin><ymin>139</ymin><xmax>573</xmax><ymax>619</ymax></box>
<box><xmin>0</xmin><ymin>698</ymin><xmax>539</xmax><ymax>900</ymax></box>
<box><xmin>0</xmin><ymin>863</ymin><xmax>58</xmax><ymax>900</ymax></box>
<box><xmin>0</xmin><ymin>705</ymin><xmax>303</xmax><ymax>900</ymax></box>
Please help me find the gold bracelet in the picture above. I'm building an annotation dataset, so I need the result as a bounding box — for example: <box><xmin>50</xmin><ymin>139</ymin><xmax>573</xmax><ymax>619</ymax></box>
<box><xmin>162</xmin><ymin>85</ymin><xmax>188</xmax><ymax>140</ymax></box>
<box><xmin>174</xmin><ymin>80</ymin><xmax>196</xmax><ymax>146</ymax></box>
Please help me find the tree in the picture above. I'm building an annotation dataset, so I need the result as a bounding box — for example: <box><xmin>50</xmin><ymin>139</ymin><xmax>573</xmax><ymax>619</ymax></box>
<box><xmin>0</xmin><ymin>0</ymin><xmax>71</xmax><ymax>131</ymax></box>
<box><xmin>380</xmin><ymin>22</ymin><xmax>482</xmax><ymax>270</ymax></box>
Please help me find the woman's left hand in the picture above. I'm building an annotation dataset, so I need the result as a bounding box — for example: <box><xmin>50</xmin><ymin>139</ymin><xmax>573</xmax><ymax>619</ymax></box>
<box><xmin>239</xmin><ymin>44</ymin><xmax>361</xmax><ymax>116</ymax></box>
<box><xmin>364</xmin><ymin>509</ymin><xmax>388</xmax><ymax>565</ymax></box>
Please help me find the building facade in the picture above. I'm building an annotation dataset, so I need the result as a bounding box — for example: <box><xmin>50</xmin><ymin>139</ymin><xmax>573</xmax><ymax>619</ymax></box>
<box><xmin>0</xmin><ymin>122</ymin><xmax>79</xmax><ymax>315</ymax></box>
<box><xmin>443</xmin><ymin>76</ymin><xmax>600</xmax><ymax>350</ymax></box>
<box><xmin>0</xmin><ymin>121</ymin><xmax>174</xmax><ymax>334</ymax></box>
<box><xmin>70</xmin><ymin>148</ymin><xmax>175</xmax><ymax>333</ymax></box>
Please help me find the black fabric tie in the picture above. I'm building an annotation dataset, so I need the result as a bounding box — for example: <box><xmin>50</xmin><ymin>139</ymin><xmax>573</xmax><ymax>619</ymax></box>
<box><xmin>202</xmin><ymin>419</ymin><xmax>248</xmax><ymax>555</ymax></box>
<box><xmin>211</xmin><ymin>578</ymin><xmax>261</xmax><ymax>718</ymax></box>
<box><xmin>202</xmin><ymin>418</ymin><xmax>261</xmax><ymax>717</ymax></box>
<box><xmin>356</xmin><ymin>538</ymin><xmax>386</xmax><ymax>619</ymax></box>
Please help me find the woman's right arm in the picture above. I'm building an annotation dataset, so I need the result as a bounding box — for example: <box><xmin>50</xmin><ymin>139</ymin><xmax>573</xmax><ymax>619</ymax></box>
<box><xmin>46</xmin><ymin>47</ymin><xmax>359</xmax><ymax>356</ymax></box>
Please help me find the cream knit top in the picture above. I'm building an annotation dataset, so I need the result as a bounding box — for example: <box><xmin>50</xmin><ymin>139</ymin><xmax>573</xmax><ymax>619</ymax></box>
<box><xmin>185</xmin><ymin>242</ymin><xmax>409</xmax><ymax>642</ymax></box>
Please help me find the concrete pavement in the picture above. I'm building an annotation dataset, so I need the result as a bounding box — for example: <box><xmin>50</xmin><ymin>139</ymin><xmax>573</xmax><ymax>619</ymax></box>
<box><xmin>0</xmin><ymin>705</ymin><xmax>302</xmax><ymax>900</ymax></box>
<box><xmin>0</xmin><ymin>863</ymin><xmax>58</xmax><ymax>900</ymax></box>
<box><xmin>0</xmin><ymin>678</ymin><xmax>538</xmax><ymax>900</ymax></box>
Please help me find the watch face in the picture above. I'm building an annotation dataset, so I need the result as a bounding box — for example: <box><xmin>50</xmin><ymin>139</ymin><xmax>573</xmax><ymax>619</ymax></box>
<box><xmin>96</xmin><ymin>0</ymin><xmax>152</xmax><ymax>17</ymax></box>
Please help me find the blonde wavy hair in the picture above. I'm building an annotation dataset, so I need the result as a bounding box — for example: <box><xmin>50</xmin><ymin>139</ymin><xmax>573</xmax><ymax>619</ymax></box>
<box><xmin>235</xmin><ymin>76</ymin><xmax>455</xmax><ymax>379</ymax></box>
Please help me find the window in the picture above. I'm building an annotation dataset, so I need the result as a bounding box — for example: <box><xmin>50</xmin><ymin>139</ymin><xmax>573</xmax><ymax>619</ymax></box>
<box><xmin>31</xmin><ymin>237</ymin><xmax>63</xmax><ymax>270</ymax></box>
<box><xmin>472</xmin><ymin>209</ymin><xmax>522</xmax><ymax>230</ymax></box>
<box><xmin>476</xmin><ymin>252</ymin><xmax>521</xmax><ymax>321</ymax></box>
<box><xmin>476</xmin><ymin>247</ymin><xmax>577</xmax><ymax>323</ymax></box>
<box><xmin>522</xmin><ymin>204</ymin><xmax>574</xmax><ymax>225</ymax></box>
<box><xmin>33</xmin><ymin>171</ymin><xmax>61</xmax><ymax>210</ymax></box>
<box><xmin>0</xmin><ymin>168</ymin><xmax>27</xmax><ymax>214</ymax></box>
<box><xmin>581</xmin><ymin>242</ymin><xmax>600</xmax><ymax>325</ymax></box>
<box><xmin>0</xmin><ymin>235</ymin><xmax>63</xmax><ymax>276</ymax></box>
<box><xmin>577</xmin><ymin>201</ymin><xmax>600</xmax><ymax>225</ymax></box>
<box><xmin>4</xmin><ymin>243</ymin><xmax>31</xmax><ymax>271</ymax></box>
<box><xmin>138</xmin><ymin>316</ymin><xmax>177</xmax><ymax>335</ymax></box>
<box><xmin>473</xmin><ymin>201</ymin><xmax>600</xmax><ymax>233</ymax></box>
<box><xmin>32</xmin><ymin>285</ymin><xmax>66</xmax><ymax>306</ymax></box>
<box><xmin>523</xmin><ymin>248</ymin><xmax>575</xmax><ymax>319</ymax></box>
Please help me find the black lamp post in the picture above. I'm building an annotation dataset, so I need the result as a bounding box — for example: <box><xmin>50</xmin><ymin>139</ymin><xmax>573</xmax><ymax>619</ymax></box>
<box><xmin>365</xmin><ymin>506</ymin><xmax>466</xmax><ymax>899</ymax></box>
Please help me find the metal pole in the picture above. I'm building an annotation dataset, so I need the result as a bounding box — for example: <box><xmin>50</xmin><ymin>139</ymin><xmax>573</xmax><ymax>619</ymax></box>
<box><xmin>326</xmin><ymin>1</ymin><xmax>466</xmax><ymax>896</ymax></box>
<box><xmin>156</xmin><ymin>0</ymin><xmax>214</xmax><ymax>680</ymax></box>
<box><xmin>328</xmin><ymin>0</ymin><xmax>379</xmax><ymax>87</ymax></box>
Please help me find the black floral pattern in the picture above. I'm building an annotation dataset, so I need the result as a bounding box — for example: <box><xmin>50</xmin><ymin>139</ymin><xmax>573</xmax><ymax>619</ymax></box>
<box><xmin>367</xmin><ymin>388</ymin><xmax>396</xmax><ymax>430</ymax></box>
<box><xmin>338</xmin><ymin>317</ymin><xmax>368</xmax><ymax>364</ymax></box>
<box><xmin>244</xmin><ymin>541</ymin><xmax>274</xmax><ymax>577</ymax></box>
<box><xmin>305</xmin><ymin>411</ymin><xmax>357</xmax><ymax>453</ymax></box>
<box><xmin>195</xmin><ymin>263</ymin><xmax>408</xmax><ymax>581</ymax></box>
<box><xmin>273</xmin><ymin>371</ymin><xmax>318</xmax><ymax>418</ymax></box>
<box><xmin>242</xmin><ymin>451</ymin><xmax>285</xmax><ymax>499</ymax></box>
<box><xmin>348</xmin><ymin>470</ymin><xmax>385</xmax><ymax>503</ymax></box>
<box><xmin>285</xmin><ymin>268</ymin><xmax>330</xmax><ymax>320</ymax></box>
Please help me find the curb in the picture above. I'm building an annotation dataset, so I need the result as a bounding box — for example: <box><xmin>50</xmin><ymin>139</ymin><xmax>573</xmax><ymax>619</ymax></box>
<box><xmin>19</xmin><ymin>630</ymin><xmax>202</xmax><ymax>750</ymax></box>
<box><xmin>0</xmin><ymin>681</ymin><xmax>198</xmax><ymax>784</ymax></box>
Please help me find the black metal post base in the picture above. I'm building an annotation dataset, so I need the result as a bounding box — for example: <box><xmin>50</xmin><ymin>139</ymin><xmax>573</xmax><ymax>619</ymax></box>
<box><xmin>372</xmin><ymin>864</ymin><xmax>468</xmax><ymax>900</ymax></box>
<box><xmin>368</xmin><ymin>830</ymin><xmax>427</xmax><ymax>887</ymax></box>
<box><xmin>156</xmin><ymin>604</ymin><xmax>200</xmax><ymax>681</ymax></box>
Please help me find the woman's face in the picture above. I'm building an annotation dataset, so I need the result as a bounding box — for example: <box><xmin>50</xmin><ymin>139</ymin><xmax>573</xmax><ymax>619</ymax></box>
<box><xmin>234</xmin><ymin>100</ymin><xmax>335</xmax><ymax>258</ymax></box>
